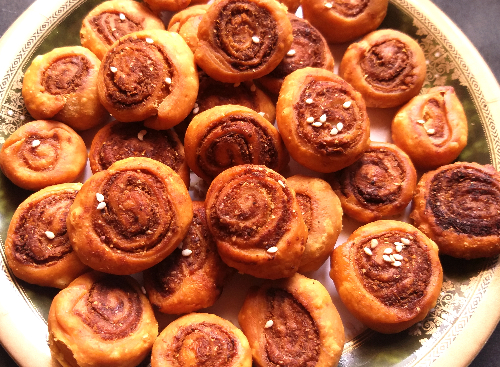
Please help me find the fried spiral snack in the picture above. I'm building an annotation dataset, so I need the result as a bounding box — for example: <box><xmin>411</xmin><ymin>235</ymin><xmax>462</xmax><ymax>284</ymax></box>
<box><xmin>5</xmin><ymin>183</ymin><xmax>88</xmax><ymax>289</ymax></box>
<box><xmin>205</xmin><ymin>165</ymin><xmax>307</xmax><ymax>279</ymax></box>
<box><xmin>330</xmin><ymin>141</ymin><xmax>417</xmax><ymax>223</ymax></box>
<box><xmin>80</xmin><ymin>0</ymin><xmax>165</xmax><ymax>60</ymax></box>
<box><xmin>257</xmin><ymin>14</ymin><xmax>334</xmax><ymax>96</ymax></box>
<box><xmin>302</xmin><ymin>0</ymin><xmax>389</xmax><ymax>43</ymax></box>
<box><xmin>48</xmin><ymin>271</ymin><xmax>158</xmax><ymax>367</ymax></box>
<box><xmin>392</xmin><ymin>86</ymin><xmax>468</xmax><ymax>169</ymax></box>
<box><xmin>195</xmin><ymin>0</ymin><xmax>293</xmax><ymax>83</ymax></box>
<box><xmin>330</xmin><ymin>220</ymin><xmax>443</xmax><ymax>334</ymax></box>
<box><xmin>339</xmin><ymin>29</ymin><xmax>426</xmax><ymax>108</ymax></box>
<box><xmin>143</xmin><ymin>201</ymin><xmax>234</xmax><ymax>314</ymax></box>
<box><xmin>184</xmin><ymin>105</ymin><xmax>289</xmax><ymax>182</ymax></box>
<box><xmin>97</xmin><ymin>30</ymin><xmax>198</xmax><ymax>129</ymax></box>
<box><xmin>151</xmin><ymin>312</ymin><xmax>252</xmax><ymax>367</ymax></box>
<box><xmin>22</xmin><ymin>46</ymin><xmax>108</xmax><ymax>131</ymax></box>
<box><xmin>0</xmin><ymin>120</ymin><xmax>87</xmax><ymax>191</ymax></box>
<box><xmin>410</xmin><ymin>162</ymin><xmax>500</xmax><ymax>259</ymax></box>
<box><xmin>238</xmin><ymin>273</ymin><xmax>345</xmax><ymax>367</ymax></box>
<box><xmin>276</xmin><ymin>67</ymin><xmax>370</xmax><ymax>173</ymax></box>
<box><xmin>67</xmin><ymin>157</ymin><xmax>193</xmax><ymax>275</ymax></box>
<box><xmin>286</xmin><ymin>175</ymin><xmax>343</xmax><ymax>272</ymax></box>
<box><xmin>88</xmin><ymin>120</ymin><xmax>190</xmax><ymax>187</ymax></box>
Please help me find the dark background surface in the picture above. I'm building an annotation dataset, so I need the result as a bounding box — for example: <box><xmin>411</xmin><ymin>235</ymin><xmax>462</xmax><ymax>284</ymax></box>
<box><xmin>0</xmin><ymin>0</ymin><xmax>499</xmax><ymax>366</ymax></box>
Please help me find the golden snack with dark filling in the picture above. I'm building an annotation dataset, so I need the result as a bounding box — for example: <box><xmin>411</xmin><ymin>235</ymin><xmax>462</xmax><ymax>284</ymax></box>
<box><xmin>339</xmin><ymin>29</ymin><xmax>426</xmax><ymax>108</ymax></box>
<box><xmin>88</xmin><ymin>120</ymin><xmax>190</xmax><ymax>187</ymax></box>
<box><xmin>143</xmin><ymin>0</ymin><xmax>191</xmax><ymax>12</ymax></box>
<box><xmin>151</xmin><ymin>312</ymin><xmax>252</xmax><ymax>367</ymax></box>
<box><xmin>0</xmin><ymin>120</ymin><xmax>87</xmax><ymax>191</ymax></box>
<box><xmin>238</xmin><ymin>273</ymin><xmax>345</xmax><ymax>367</ymax></box>
<box><xmin>194</xmin><ymin>0</ymin><xmax>293</xmax><ymax>83</ymax></box>
<box><xmin>392</xmin><ymin>86</ymin><xmax>468</xmax><ymax>169</ymax></box>
<box><xmin>143</xmin><ymin>201</ymin><xmax>234</xmax><ymax>314</ymax></box>
<box><xmin>97</xmin><ymin>30</ymin><xmax>198</xmax><ymax>129</ymax></box>
<box><xmin>276</xmin><ymin>67</ymin><xmax>370</xmax><ymax>173</ymax></box>
<box><xmin>184</xmin><ymin>105</ymin><xmax>289</xmax><ymax>183</ymax></box>
<box><xmin>48</xmin><ymin>271</ymin><xmax>158</xmax><ymax>367</ymax></box>
<box><xmin>5</xmin><ymin>183</ymin><xmax>89</xmax><ymax>289</ymax></box>
<box><xmin>302</xmin><ymin>0</ymin><xmax>389</xmax><ymax>43</ymax></box>
<box><xmin>257</xmin><ymin>14</ymin><xmax>334</xmax><ymax>96</ymax></box>
<box><xmin>80</xmin><ymin>0</ymin><xmax>165</xmax><ymax>60</ymax></box>
<box><xmin>330</xmin><ymin>141</ymin><xmax>417</xmax><ymax>223</ymax></box>
<box><xmin>205</xmin><ymin>165</ymin><xmax>307</xmax><ymax>279</ymax></box>
<box><xmin>286</xmin><ymin>175</ymin><xmax>343</xmax><ymax>272</ymax></box>
<box><xmin>67</xmin><ymin>157</ymin><xmax>193</xmax><ymax>275</ymax></box>
<box><xmin>410</xmin><ymin>162</ymin><xmax>500</xmax><ymax>259</ymax></box>
<box><xmin>22</xmin><ymin>46</ymin><xmax>108</xmax><ymax>130</ymax></box>
<box><xmin>330</xmin><ymin>220</ymin><xmax>443</xmax><ymax>334</ymax></box>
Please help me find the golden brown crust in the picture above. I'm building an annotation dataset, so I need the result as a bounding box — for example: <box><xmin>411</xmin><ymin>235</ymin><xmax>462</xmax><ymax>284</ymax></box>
<box><xmin>97</xmin><ymin>30</ymin><xmax>198</xmax><ymax>129</ymax></box>
<box><xmin>167</xmin><ymin>5</ymin><xmax>210</xmax><ymax>53</ymax></box>
<box><xmin>330</xmin><ymin>220</ymin><xmax>443</xmax><ymax>334</ymax></box>
<box><xmin>88</xmin><ymin>120</ymin><xmax>190</xmax><ymax>187</ymax></box>
<box><xmin>330</xmin><ymin>141</ymin><xmax>417</xmax><ymax>223</ymax></box>
<box><xmin>80</xmin><ymin>0</ymin><xmax>165</xmax><ymax>60</ymax></box>
<box><xmin>143</xmin><ymin>0</ymin><xmax>191</xmax><ymax>12</ymax></box>
<box><xmin>286</xmin><ymin>175</ymin><xmax>343</xmax><ymax>272</ymax></box>
<box><xmin>22</xmin><ymin>46</ymin><xmax>108</xmax><ymax>131</ymax></box>
<box><xmin>184</xmin><ymin>105</ymin><xmax>289</xmax><ymax>182</ymax></box>
<box><xmin>410</xmin><ymin>162</ymin><xmax>500</xmax><ymax>259</ymax></box>
<box><xmin>48</xmin><ymin>271</ymin><xmax>158</xmax><ymax>367</ymax></box>
<box><xmin>143</xmin><ymin>201</ymin><xmax>234</xmax><ymax>314</ymax></box>
<box><xmin>0</xmin><ymin>120</ymin><xmax>87</xmax><ymax>191</ymax></box>
<box><xmin>276</xmin><ymin>67</ymin><xmax>370</xmax><ymax>173</ymax></box>
<box><xmin>278</xmin><ymin>0</ymin><xmax>300</xmax><ymax>12</ymax></box>
<box><xmin>151</xmin><ymin>313</ymin><xmax>252</xmax><ymax>367</ymax></box>
<box><xmin>339</xmin><ymin>29</ymin><xmax>426</xmax><ymax>108</ymax></box>
<box><xmin>238</xmin><ymin>273</ymin><xmax>345</xmax><ymax>367</ymax></box>
<box><xmin>257</xmin><ymin>14</ymin><xmax>334</xmax><ymax>96</ymax></box>
<box><xmin>67</xmin><ymin>157</ymin><xmax>193</xmax><ymax>275</ymax></box>
<box><xmin>4</xmin><ymin>183</ymin><xmax>89</xmax><ymax>289</ymax></box>
<box><xmin>205</xmin><ymin>165</ymin><xmax>307</xmax><ymax>279</ymax></box>
<box><xmin>194</xmin><ymin>0</ymin><xmax>293</xmax><ymax>83</ymax></box>
<box><xmin>302</xmin><ymin>0</ymin><xmax>389</xmax><ymax>43</ymax></box>
<box><xmin>392</xmin><ymin>86</ymin><xmax>468</xmax><ymax>169</ymax></box>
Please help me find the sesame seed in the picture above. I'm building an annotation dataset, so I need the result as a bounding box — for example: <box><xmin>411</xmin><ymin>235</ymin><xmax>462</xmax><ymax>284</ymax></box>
<box><xmin>395</xmin><ymin>244</ymin><xmax>403</xmax><ymax>252</ymax></box>
<box><xmin>364</xmin><ymin>247</ymin><xmax>373</xmax><ymax>256</ymax></box>
<box><xmin>141</xmin><ymin>286</ymin><xmax>146</xmax><ymax>294</ymax></box>
<box><xmin>401</xmin><ymin>238</ymin><xmax>410</xmax><ymax>245</ymax></box>
<box><xmin>110</xmin><ymin>66</ymin><xmax>118</xmax><ymax>73</ymax></box>
<box><xmin>312</xmin><ymin>121</ymin><xmax>322</xmax><ymax>127</ymax></box>
<box><xmin>427</xmin><ymin>128</ymin><xmax>436</xmax><ymax>135</ymax></box>
<box><xmin>97</xmin><ymin>202</ymin><xmax>106</xmax><ymax>210</ymax></box>
<box><xmin>330</xmin><ymin>127</ymin><xmax>338</xmax><ymax>135</ymax></box>
<box><xmin>278</xmin><ymin>180</ymin><xmax>286</xmax><ymax>188</ymax></box>
<box><xmin>305</xmin><ymin>98</ymin><xmax>313</xmax><ymax>104</ymax></box>
<box><xmin>96</xmin><ymin>193</ymin><xmax>105</xmax><ymax>202</ymax></box>
<box><xmin>258</xmin><ymin>112</ymin><xmax>266</xmax><ymax>117</ymax></box>
<box><xmin>145</xmin><ymin>38</ymin><xmax>154</xmax><ymax>44</ymax></box>
<box><xmin>392</xmin><ymin>261</ymin><xmax>402</xmax><ymax>267</ymax></box>
<box><xmin>371</xmin><ymin>239</ymin><xmax>379</xmax><ymax>248</ymax></box>
<box><xmin>267</xmin><ymin>246</ymin><xmax>278</xmax><ymax>254</ymax></box>
<box><xmin>337</xmin><ymin>122</ymin><xmax>344</xmax><ymax>131</ymax></box>
<box><xmin>265</xmin><ymin>320</ymin><xmax>274</xmax><ymax>328</ymax></box>
<box><xmin>343</xmin><ymin>101</ymin><xmax>351</xmax><ymax>108</ymax></box>
<box><xmin>165</xmin><ymin>77</ymin><xmax>172</xmax><ymax>84</ymax></box>
<box><xmin>306</xmin><ymin>117</ymin><xmax>315</xmax><ymax>123</ymax></box>
<box><xmin>325</xmin><ymin>2</ymin><xmax>333</xmax><ymax>8</ymax></box>
<box><xmin>389</xmin><ymin>254</ymin><xmax>396</xmax><ymax>262</ymax></box>
<box><xmin>192</xmin><ymin>107</ymin><xmax>200</xmax><ymax>114</ymax></box>
<box><xmin>383</xmin><ymin>254</ymin><xmax>392</xmax><ymax>262</ymax></box>
<box><xmin>319</xmin><ymin>114</ymin><xmax>327</xmax><ymax>122</ymax></box>
<box><xmin>32</xmin><ymin>139</ymin><xmax>41</xmax><ymax>147</ymax></box>
<box><xmin>45</xmin><ymin>231</ymin><xmax>55</xmax><ymax>239</ymax></box>
<box><xmin>252</xmin><ymin>36</ymin><xmax>260</xmax><ymax>43</ymax></box>
<box><xmin>417</xmin><ymin>119</ymin><xmax>426</xmax><ymax>124</ymax></box>
<box><xmin>384</xmin><ymin>248</ymin><xmax>393</xmax><ymax>254</ymax></box>
<box><xmin>287</xmin><ymin>49</ymin><xmax>296</xmax><ymax>56</ymax></box>
<box><xmin>182</xmin><ymin>249</ymin><xmax>193</xmax><ymax>256</ymax></box>
<box><xmin>119</xmin><ymin>13</ymin><xmax>126</xmax><ymax>20</ymax></box>
<box><xmin>138</xmin><ymin>130</ymin><xmax>147</xmax><ymax>141</ymax></box>
<box><xmin>393</xmin><ymin>254</ymin><xmax>404</xmax><ymax>261</ymax></box>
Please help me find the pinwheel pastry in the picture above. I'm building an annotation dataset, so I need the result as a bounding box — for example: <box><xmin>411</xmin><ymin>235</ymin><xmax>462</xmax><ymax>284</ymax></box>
<box><xmin>286</xmin><ymin>175</ymin><xmax>343</xmax><ymax>272</ymax></box>
<box><xmin>194</xmin><ymin>0</ymin><xmax>293</xmax><ymax>83</ymax></box>
<box><xmin>392</xmin><ymin>86</ymin><xmax>468</xmax><ymax>169</ymax></box>
<box><xmin>330</xmin><ymin>141</ymin><xmax>417</xmax><ymax>223</ymax></box>
<box><xmin>88</xmin><ymin>119</ymin><xmax>190</xmax><ymax>187</ymax></box>
<box><xmin>205</xmin><ymin>165</ymin><xmax>308</xmax><ymax>279</ymax></box>
<box><xmin>184</xmin><ymin>105</ymin><xmax>289</xmax><ymax>183</ymax></box>
<box><xmin>302</xmin><ymin>0</ymin><xmax>389</xmax><ymax>43</ymax></box>
<box><xmin>0</xmin><ymin>120</ymin><xmax>87</xmax><ymax>191</ymax></box>
<box><xmin>48</xmin><ymin>271</ymin><xmax>158</xmax><ymax>367</ymax></box>
<box><xmin>238</xmin><ymin>273</ymin><xmax>345</xmax><ymax>367</ymax></box>
<box><xmin>22</xmin><ymin>46</ymin><xmax>108</xmax><ymax>131</ymax></box>
<box><xmin>167</xmin><ymin>4</ymin><xmax>210</xmax><ymax>53</ymax></box>
<box><xmin>151</xmin><ymin>312</ymin><xmax>252</xmax><ymax>367</ymax></box>
<box><xmin>143</xmin><ymin>201</ymin><xmax>234</xmax><ymax>314</ymax></box>
<box><xmin>330</xmin><ymin>220</ymin><xmax>443</xmax><ymax>334</ymax></box>
<box><xmin>97</xmin><ymin>30</ymin><xmax>198</xmax><ymax>129</ymax></box>
<box><xmin>257</xmin><ymin>14</ymin><xmax>334</xmax><ymax>96</ymax></box>
<box><xmin>4</xmin><ymin>183</ymin><xmax>88</xmax><ymax>289</ymax></box>
<box><xmin>143</xmin><ymin>0</ymin><xmax>191</xmax><ymax>12</ymax></box>
<box><xmin>67</xmin><ymin>157</ymin><xmax>193</xmax><ymax>275</ymax></box>
<box><xmin>339</xmin><ymin>29</ymin><xmax>426</xmax><ymax>108</ymax></box>
<box><xmin>410</xmin><ymin>162</ymin><xmax>500</xmax><ymax>259</ymax></box>
<box><xmin>80</xmin><ymin>0</ymin><xmax>165</xmax><ymax>60</ymax></box>
<box><xmin>276</xmin><ymin>67</ymin><xmax>370</xmax><ymax>173</ymax></box>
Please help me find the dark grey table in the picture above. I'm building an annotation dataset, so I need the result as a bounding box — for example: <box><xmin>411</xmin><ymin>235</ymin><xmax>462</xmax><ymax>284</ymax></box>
<box><xmin>0</xmin><ymin>1</ymin><xmax>499</xmax><ymax>366</ymax></box>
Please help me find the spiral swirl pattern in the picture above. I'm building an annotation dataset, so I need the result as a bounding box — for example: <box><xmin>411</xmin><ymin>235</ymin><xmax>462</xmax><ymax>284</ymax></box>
<box><xmin>90</xmin><ymin>13</ymin><xmax>141</xmax><ymax>46</ymax></box>
<box><xmin>330</xmin><ymin>0</ymin><xmax>369</xmax><ymax>17</ymax></box>
<box><xmin>43</xmin><ymin>55</ymin><xmax>90</xmax><ymax>95</ymax></box>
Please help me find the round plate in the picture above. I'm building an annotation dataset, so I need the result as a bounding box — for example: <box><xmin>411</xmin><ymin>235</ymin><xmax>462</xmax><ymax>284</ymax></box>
<box><xmin>0</xmin><ymin>0</ymin><xmax>499</xmax><ymax>366</ymax></box>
